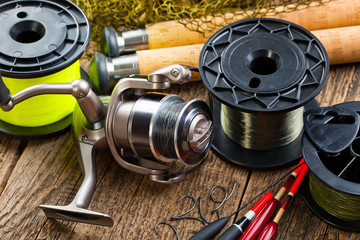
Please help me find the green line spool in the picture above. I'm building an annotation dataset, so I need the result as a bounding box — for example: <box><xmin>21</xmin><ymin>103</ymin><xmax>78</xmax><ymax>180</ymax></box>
<box><xmin>302</xmin><ymin>102</ymin><xmax>360</xmax><ymax>231</ymax></box>
<box><xmin>0</xmin><ymin>0</ymin><xmax>90</xmax><ymax>137</ymax></box>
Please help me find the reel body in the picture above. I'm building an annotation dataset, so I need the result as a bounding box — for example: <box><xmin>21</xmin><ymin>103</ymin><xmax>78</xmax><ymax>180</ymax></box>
<box><xmin>105</xmin><ymin>66</ymin><xmax>213</xmax><ymax>183</ymax></box>
<box><xmin>0</xmin><ymin>65</ymin><xmax>213</xmax><ymax>226</ymax></box>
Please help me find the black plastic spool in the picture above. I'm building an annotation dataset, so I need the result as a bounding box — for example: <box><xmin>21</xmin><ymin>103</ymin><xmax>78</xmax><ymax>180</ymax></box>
<box><xmin>199</xmin><ymin>18</ymin><xmax>329</xmax><ymax>169</ymax></box>
<box><xmin>0</xmin><ymin>0</ymin><xmax>91</xmax><ymax>138</ymax></box>
<box><xmin>302</xmin><ymin>102</ymin><xmax>360</xmax><ymax>231</ymax></box>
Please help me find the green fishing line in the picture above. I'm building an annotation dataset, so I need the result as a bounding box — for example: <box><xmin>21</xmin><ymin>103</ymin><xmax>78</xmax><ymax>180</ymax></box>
<box><xmin>309</xmin><ymin>172</ymin><xmax>360</xmax><ymax>222</ymax></box>
<box><xmin>0</xmin><ymin>61</ymin><xmax>81</xmax><ymax>127</ymax></box>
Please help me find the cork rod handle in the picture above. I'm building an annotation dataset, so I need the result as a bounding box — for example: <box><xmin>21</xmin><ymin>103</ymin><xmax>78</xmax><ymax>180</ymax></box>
<box><xmin>146</xmin><ymin>0</ymin><xmax>360</xmax><ymax>50</ymax></box>
<box><xmin>138</xmin><ymin>25</ymin><xmax>360</xmax><ymax>79</ymax></box>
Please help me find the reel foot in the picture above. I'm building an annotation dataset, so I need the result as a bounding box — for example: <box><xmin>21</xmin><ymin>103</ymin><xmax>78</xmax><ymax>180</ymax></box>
<box><xmin>40</xmin><ymin>204</ymin><xmax>114</xmax><ymax>227</ymax></box>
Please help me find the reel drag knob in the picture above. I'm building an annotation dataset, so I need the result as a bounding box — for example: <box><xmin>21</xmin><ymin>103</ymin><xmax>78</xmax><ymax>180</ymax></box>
<box><xmin>188</xmin><ymin>113</ymin><xmax>213</xmax><ymax>153</ymax></box>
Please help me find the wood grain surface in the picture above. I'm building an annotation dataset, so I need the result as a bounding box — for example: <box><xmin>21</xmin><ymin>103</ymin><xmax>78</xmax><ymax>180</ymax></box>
<box><xmin>0</xmin><ymin>52</ymin><xmax>359</xmax><ymax>240</ymax></box>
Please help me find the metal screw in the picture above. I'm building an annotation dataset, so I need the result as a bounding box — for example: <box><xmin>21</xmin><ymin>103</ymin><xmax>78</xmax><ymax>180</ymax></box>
<box><xmin>171</xmin><ymin>68</ymin><xmax>179</xmax><ymax>77</ymax></box>
<box><xmin>81</xmin><ymin>134</ymin><xmax>88</xmax><ymax>141</ymax></box>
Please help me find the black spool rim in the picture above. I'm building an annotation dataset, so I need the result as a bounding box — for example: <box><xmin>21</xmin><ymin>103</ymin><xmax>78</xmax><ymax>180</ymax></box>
<box><xmin>0</xmin><ymin>68</ymin><xmax>89</xmax><ymax>138</ymax></box>
<box><xmin>302</xmin><ymin>101</ymin><xmax>360</xmax><ymax>231</ymax></box>
<box><xmin>0</xmin><ymin>113</ymin><xmax>72</xmax><ymax>139</ymax></box>
<box><xmin>211</xmin><ymin>98</ymin><xmax>319</xmax><ymax>169</ymax></box>
<box><xmin>199</xmin><ymin>18</ymin><xmax>329</xmax><ymax>113</ymax></box>
<box><xmin>0</xmin><ymin>0</ymin><xmax>91</xmax><ymax>78</ymax></box>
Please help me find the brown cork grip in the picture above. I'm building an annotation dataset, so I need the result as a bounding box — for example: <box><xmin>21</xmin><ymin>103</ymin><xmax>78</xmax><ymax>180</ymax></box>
<box><xmin>138</xmin><ymin>25</ymin><xmax>360</xmax><ymax>80</ymax></box>
<box><xmin>312</xmin><ymin>26</ymin><xmax>360</xmax><ymax>65</ymax></box>
<box><xmin>146</xmin><ymin>0</ymin><xmax>360</xmax><ymax>50</ymax></box>
<box><xmin>137</xmin><ymin>44</ymin><xmax>203</xmax><ymax>77</ymax></box>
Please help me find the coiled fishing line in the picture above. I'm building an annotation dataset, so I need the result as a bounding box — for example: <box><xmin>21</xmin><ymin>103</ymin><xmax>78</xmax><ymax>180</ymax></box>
<box><xmin>302</xmin><ymin>102</ymin><xmax>360</xmax><ymax>231</ymax></box>
<box><xmin>308</xmin><ymin>172</ymin><xmax>360</xmax><ymax>222</ymax></box>
<box><xmin>199</xmin><ymin>18</ymin><xmax>329</xmax><ymax>168</ymax></box>
<box><xmin>0</xmin><ymin>0</ymin><xmax>90</xmax><ymax>137</ymax></box>
<box><xmin>151</xmin><ymin>99</ymin><xmax>187</xmax><ymax>159</ymax></box>
<box><xmin>221</xmin><ymin>105</ymin><xmax>304</xmax><ymax>151</ymax></box>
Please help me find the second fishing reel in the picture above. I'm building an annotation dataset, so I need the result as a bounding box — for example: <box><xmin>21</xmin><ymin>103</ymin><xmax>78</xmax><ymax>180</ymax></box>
<box><xmin>0</xmin><ymin>64</ymin><xmax>213</xmax><ymax>226</ymax></box>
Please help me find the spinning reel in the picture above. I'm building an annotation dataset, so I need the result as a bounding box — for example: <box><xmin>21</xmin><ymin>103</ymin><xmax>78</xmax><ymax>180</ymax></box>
<box><xmin>0</xmin><ymin>65</ymin><xmax>213</xmax><ymax>226</ymax></box>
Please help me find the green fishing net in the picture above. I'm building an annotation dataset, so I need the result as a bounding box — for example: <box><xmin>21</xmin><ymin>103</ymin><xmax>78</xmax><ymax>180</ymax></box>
<box><xmin>73</xmin><ymin>0</ymin><xmax>326</xmax><ymax>40</ymax></box>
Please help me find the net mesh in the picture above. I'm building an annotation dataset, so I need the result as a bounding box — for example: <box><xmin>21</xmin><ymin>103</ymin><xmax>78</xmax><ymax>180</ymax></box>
<box><xmin>72</xmin><ymin>0</ymin><xmax>327</xmax><ymax>43</ymax></box>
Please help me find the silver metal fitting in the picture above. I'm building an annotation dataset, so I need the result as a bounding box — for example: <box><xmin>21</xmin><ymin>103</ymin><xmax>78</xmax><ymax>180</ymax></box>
<box><xmin>89</xmin><ymin>53</ymin><xmax>140</xmax><ymax>95</ymax></box>
<box><xmin>117</xmin><ymin>28</ymin><xmax>149</xmax><ymax>54</ymax></box>
<box><xmin>100</xmin><ymin>27</ymin><xmax>149</xmax><ymax>57</ymax></box>
<box><xmin>148</xmin><ymin>64</ymin><xmax>190</xmax><ymax>84</ymax></box>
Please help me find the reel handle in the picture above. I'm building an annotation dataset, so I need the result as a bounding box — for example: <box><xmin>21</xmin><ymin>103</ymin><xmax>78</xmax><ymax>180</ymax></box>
<box><xmin>0</xmin><ymin>78</ymin><xmax>106</xmax><ymax>124</ymax></box>
<box><xmin>0</xmin><ymin>77</ymin><xmax>113</xmax><ymax>226</ymax></box>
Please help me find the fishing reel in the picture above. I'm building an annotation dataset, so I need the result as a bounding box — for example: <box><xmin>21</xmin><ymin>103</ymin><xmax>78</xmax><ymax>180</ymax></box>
<box><xmin>0</xmin><ymin>64</ymin><xmax>213</xmax><ymax>226</ymax></box>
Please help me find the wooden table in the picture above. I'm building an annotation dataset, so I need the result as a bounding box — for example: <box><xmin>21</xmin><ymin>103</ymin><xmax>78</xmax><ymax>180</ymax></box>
<box><xmin>0</xmin><ymin>56</ymin><xmax>359</xmax><ymax>239</ymax></box>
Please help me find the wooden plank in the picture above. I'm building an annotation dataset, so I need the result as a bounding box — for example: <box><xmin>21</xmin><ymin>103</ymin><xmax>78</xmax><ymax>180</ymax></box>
<box><xmin>315</xmin><ymin>64</ymin><xmax>357</xmax><ymax>106</ymax></box>
<box><xmin>106</xmin><ymin>152</ymin><xmax>248</xmax><ymax>240</ymax></box>
<box><xmin>0</xmin><ymin>132</ymin><xmax>76</xmax><ymax>239</ymax></box>
<box><xmin>0</xmin><ymin>137</ymin><xmax>24</xmax><ymax>195</ymax></box>
<box><xmin>35</xmin><ymin>150</ymin><xmax>145</xmax><ymax>239</ymax></box>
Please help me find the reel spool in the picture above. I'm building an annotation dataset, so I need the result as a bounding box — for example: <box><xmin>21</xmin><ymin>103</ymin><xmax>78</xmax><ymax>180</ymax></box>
<box><xmin>199</xmin><ymin>18</ymin><xmax>329</xmax><ymax>169</ymax></box>
<box><xmin>0</xmin><ymin>64</ymin><xmax>213</xmax><ymax>226</ymax></box>
<box><xmin>302</xmin><ymin>102</ymin><xmax>360</xmax><ymax>231</ymax></box>
<box><xmin>0</xmin><ymin>0</ymin><xmax>90</xmax><ymax>137</ymax></box>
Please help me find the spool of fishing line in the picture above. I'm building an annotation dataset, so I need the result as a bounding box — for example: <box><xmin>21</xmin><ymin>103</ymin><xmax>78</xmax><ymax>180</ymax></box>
<box><xmin>302</xmin><ymin>102</ymin><xmax>360</xmax><ymax>231</ymax></box>
<box><xmin>199</xmin><ymin>18</ymin><xmax>329</xmax><ymax>169</ymax></box>
<box><xmin>0</xmin><ymin>0</ymin><xmax>90</xmax><ymax>137</ymax></box>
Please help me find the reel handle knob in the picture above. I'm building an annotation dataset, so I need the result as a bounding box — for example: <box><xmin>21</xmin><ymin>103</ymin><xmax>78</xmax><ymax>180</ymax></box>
<box><xmin>0</xmin><ymin>74</ymin><xmax>11</xmax><ymax>107</ymax></box>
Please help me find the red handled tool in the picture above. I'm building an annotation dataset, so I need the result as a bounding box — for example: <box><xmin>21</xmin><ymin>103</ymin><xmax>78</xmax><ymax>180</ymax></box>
<box><xmin>239</xmin><ymin>159</ymin><xmax>305</xmax><ymax>240</ymax></box>
<box><xmin>189</xmin><ymin>159</ymin><xmax>305</xmax><ymax>240</ymax></box>
<box><xmin>189</xmin><ymin>193</ymin><xmax>272</xmax><ymax>240</ymax></box>
<box><xmin>256</xmin><ymin>164</ymin><xmax>309</xmax><ymax>240</ymax></box>
<box><xmin>217</xmin><ymin>192</ymin><xmax>273</xmax><ymax>240</ymax></box>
